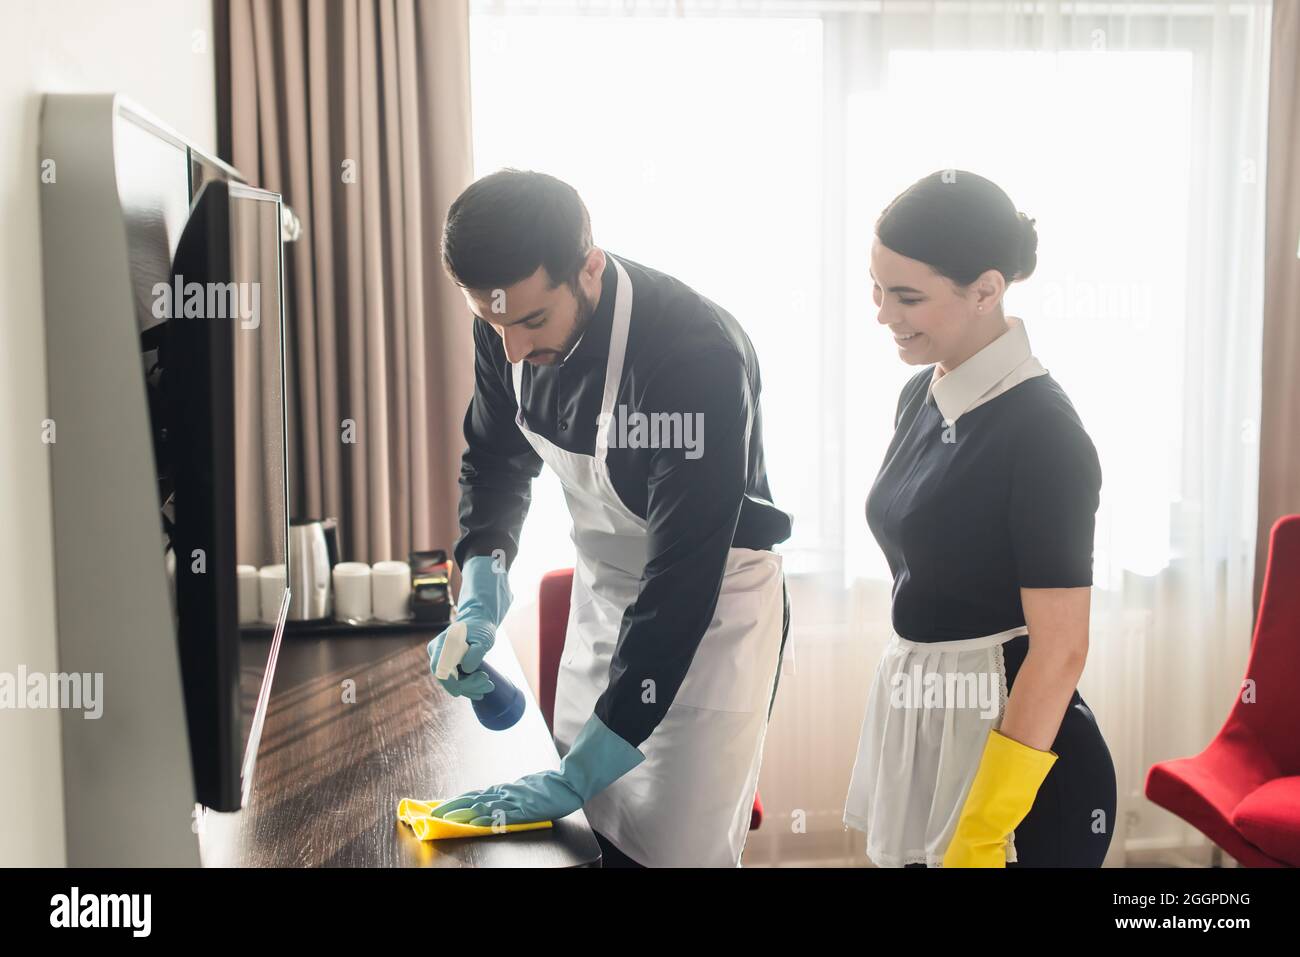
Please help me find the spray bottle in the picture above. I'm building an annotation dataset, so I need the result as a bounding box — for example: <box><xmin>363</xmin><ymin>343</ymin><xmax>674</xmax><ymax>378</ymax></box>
<box><xmin>434</xmin><ymin>620</ymin><xmax>526</xmax><ymax>730</ymax></box>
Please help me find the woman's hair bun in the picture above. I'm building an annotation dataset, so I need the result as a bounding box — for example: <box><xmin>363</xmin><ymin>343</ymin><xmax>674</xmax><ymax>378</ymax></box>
<box><xmin>1015</xmin><ymin>211</ymin><xmax>1038</xmax><ymax>281</ymax></box>
<box><xmin>874</xmin><ymin>170</ymin><xmax>1038</xmax><ymax>287</ymax></box>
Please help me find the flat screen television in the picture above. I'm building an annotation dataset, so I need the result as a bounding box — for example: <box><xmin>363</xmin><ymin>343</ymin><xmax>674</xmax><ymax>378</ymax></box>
<box><xmin>138</xmin><ymin>171</ymin><xmax>290</xmax><ymax>812</ymax></box>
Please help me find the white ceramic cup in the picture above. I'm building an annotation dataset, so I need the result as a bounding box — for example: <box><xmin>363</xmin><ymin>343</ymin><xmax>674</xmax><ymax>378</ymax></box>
<box><xmin>371</xmin><ymin>560</ymin><xmax>411</xmax><ymax>622</ymax></box>
<box><xmin>237</xmin><ymin>565</ymin><xmax>259</xmax><ymax>625</ymax></box>
<box><xmin>332</xmin><ymin>562</ymin><xmax>372</xmax><ymax>624</ymax></box>
<box><xmin>258</xmin><ymin>564</ymin><xmax>287</xmax><ymax>624</ymax></box>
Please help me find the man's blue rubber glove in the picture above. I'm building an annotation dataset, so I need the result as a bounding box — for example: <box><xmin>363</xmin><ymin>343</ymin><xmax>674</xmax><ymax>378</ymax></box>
<box><xmin>430</xmin><ymin>714</ymin><xmax>645</xmax><ymax>827</ymax></box>
<box><xmin>427</xmin><ymin>555</ymin><xmax>512</xmax><ymax>701</ymax></box>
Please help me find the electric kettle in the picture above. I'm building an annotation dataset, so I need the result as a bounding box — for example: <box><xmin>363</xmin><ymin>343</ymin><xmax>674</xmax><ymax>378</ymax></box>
<box><xmin>287</xmin><ymin>518</ymin><xmax>339</xmax><ymax>621</ymax></box>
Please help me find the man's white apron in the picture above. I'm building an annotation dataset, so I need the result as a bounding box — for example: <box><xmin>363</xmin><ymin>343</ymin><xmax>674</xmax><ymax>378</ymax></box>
<box><xmin>510</xmin><ymin>255</ymin><xmax>785</xmax><ymax>867</ymax></box>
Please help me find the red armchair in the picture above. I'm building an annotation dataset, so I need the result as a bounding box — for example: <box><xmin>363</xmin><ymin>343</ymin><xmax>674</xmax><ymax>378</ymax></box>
<box><xmin>538</xmin><ymin>568</ymin><xmax>763</xmax><ymax>830</ymax></box>
<box><xmin>1145</xmin><ymin>515</ymin><xmax>1300</xmax><ymax>867</ymax></box>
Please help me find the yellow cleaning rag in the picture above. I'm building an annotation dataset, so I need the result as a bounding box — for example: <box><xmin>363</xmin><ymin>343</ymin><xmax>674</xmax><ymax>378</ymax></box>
<box><xmin>396</xmin><ymin>798</ymin><xmax>553</xmax><ymax>841</ymax></box>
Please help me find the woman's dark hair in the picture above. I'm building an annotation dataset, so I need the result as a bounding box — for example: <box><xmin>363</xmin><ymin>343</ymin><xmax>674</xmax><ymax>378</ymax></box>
<box><xmin>875</xmin><ymin>170</ymin><xmax>1037</xmax><ymax>287</ymax></box>
<box><xmin>442</xmin><ymin>169</ymin><xmax>592</xmax><ymax>291</ymax></box>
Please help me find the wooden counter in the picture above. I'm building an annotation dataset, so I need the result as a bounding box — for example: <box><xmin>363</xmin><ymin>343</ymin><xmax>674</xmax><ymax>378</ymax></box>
<box><xmin>199</xmin><ymin>627</ymin><xmax>600</xmax><ymax>867</ymax></box>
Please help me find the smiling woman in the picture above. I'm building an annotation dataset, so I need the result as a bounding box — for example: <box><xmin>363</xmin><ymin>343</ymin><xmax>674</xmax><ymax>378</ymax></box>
<box><xmin>846</xmin><ymin>169</ymin><xmax>1116</xmax><ymax>868</ymax></box>
<box><xmin>870</xmin><ymin>170</ymin><xmax>1038</xmax><ymax>373</ymax></box>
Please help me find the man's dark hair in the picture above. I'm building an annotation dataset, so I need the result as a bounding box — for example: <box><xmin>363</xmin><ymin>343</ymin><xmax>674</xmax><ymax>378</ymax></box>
<box><xmin>442</xmin><ymin>169</ymin><xmax>593</xmax><ymax>291</ymax></box>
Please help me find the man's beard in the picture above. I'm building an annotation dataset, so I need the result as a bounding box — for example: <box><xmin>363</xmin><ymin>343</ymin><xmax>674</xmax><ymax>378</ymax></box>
<box><xmin>544</xmin><ymin>283</ymin><xmax>595</xmax><ymax>365</ymax></box>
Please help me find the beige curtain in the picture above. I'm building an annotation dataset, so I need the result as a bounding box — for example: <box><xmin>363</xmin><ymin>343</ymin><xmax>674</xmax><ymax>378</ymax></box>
<box><xmin>228</xmin><ymin>0</ymin><xmax>474</xmax><ymax>563</ymax></box>
<box><xmin>1256</xmin><ymin>0</ymin><xmax>1300</xmax><ymax>604</ymax></box>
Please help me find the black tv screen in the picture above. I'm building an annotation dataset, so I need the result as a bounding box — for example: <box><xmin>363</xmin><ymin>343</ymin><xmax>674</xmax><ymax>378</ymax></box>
<box><xmin>146</xmin><ymin>177</ymin><xmax>290</xmax><ymax>812</ymax></box>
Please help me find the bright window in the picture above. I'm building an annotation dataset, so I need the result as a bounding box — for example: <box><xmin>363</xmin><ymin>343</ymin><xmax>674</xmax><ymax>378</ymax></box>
<box><xmin>470</xmin><ymin>8</ymin><xmax>1227</xmax><ymax>602</ymax></box>
<box><xmin>470</xmin><ymin>13</ymin><xmax>824</xmax><ymax>595</ymax></box>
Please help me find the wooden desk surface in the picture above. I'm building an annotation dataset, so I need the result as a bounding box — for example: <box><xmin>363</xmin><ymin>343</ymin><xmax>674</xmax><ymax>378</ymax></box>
<box><xmin>199</xmin><ymin>628</ymin><xmax>600</xmax><ymax>867</ymax></box>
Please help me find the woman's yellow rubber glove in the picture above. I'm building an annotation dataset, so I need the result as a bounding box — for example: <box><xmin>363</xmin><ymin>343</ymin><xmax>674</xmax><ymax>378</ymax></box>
<box><xmin>942</xmin><ymin>729</ymin><xmax>1058</xmax><ymax>868</ymax></box>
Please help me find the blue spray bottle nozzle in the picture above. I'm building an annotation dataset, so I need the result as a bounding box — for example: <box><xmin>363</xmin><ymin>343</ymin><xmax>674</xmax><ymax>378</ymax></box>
<box><xmin>435</xmin><ymin>621</ymin><xmax>525</xmax><ymax>731</ymax></box>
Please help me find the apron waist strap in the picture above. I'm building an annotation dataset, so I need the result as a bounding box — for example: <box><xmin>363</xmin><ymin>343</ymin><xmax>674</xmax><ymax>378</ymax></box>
<box><xmin>890</xmin><ymin>625</ymin><xmax>1028</xmax><ymax>654</ymax></box>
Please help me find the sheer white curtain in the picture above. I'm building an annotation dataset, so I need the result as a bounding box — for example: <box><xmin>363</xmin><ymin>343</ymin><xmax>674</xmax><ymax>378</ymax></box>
<box><xmin>468</xmin><ymin>0</ymin><xmax>1273</xmax><ymax>866</ymax></box>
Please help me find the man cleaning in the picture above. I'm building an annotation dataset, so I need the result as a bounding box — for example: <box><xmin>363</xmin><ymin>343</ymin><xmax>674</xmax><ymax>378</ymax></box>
<box><xmin>427</xmin><ymin>169</ymin><xmax>792</xmax><ymax>868</ymax></box>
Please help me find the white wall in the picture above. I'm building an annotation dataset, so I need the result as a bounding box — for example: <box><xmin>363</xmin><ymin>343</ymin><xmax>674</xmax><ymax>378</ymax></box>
<box><xmin>0</xmin><ymin>0</ymin><xmax>215</xmax><ymax>866</ymax></box>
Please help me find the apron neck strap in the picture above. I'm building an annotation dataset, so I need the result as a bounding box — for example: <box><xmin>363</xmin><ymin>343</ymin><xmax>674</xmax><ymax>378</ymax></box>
<box><xmin>599</xmin><ymin>255</ymin><xmax>634</xmax><ymax>433</ymax></box>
